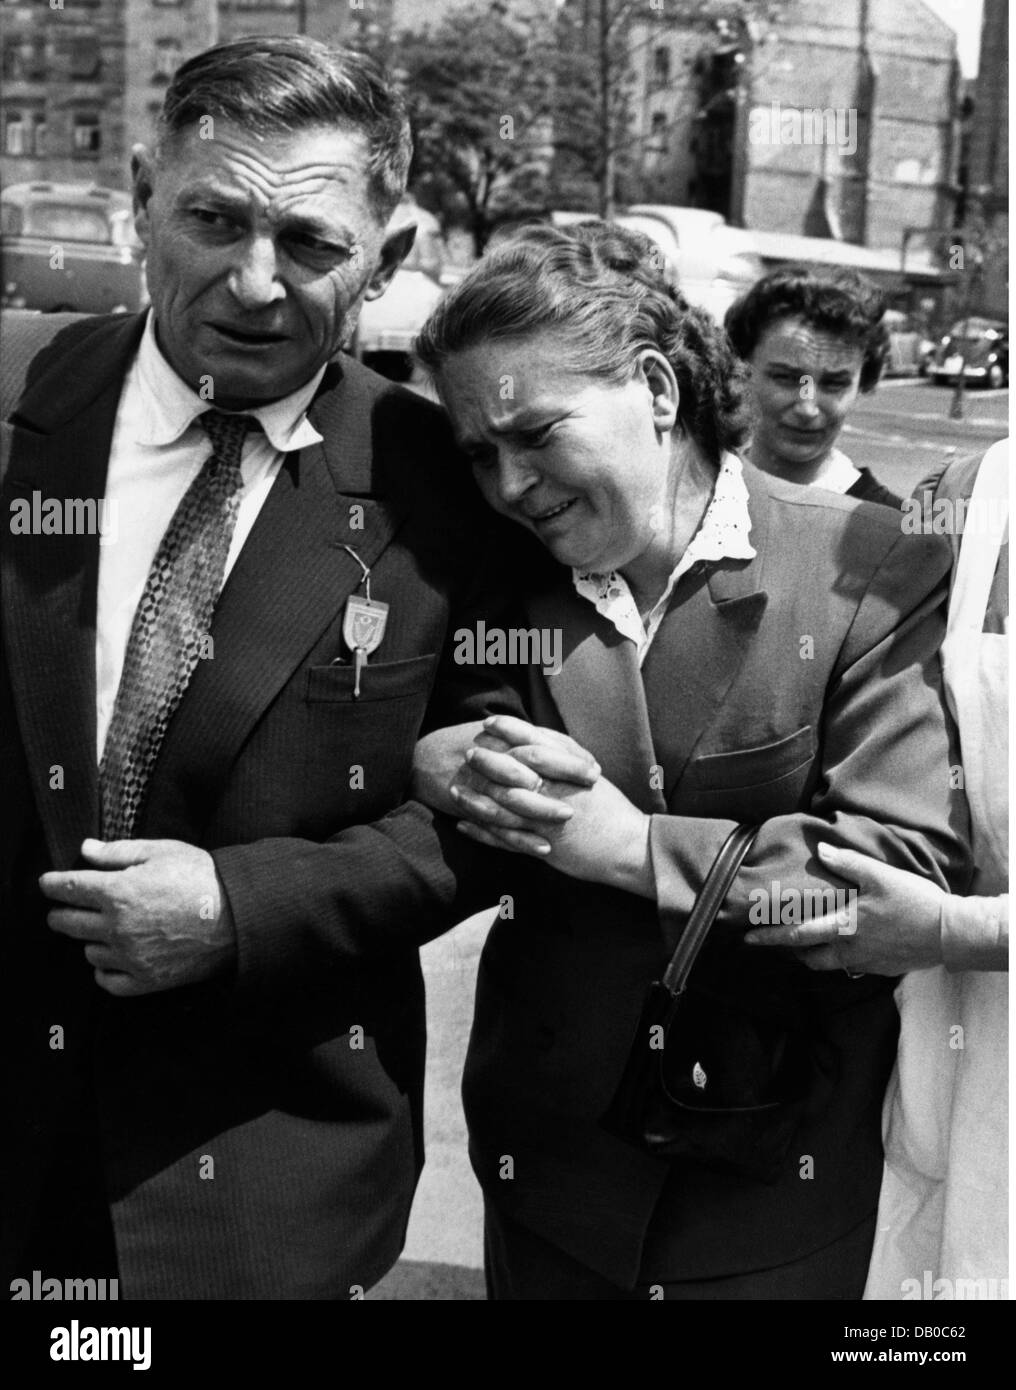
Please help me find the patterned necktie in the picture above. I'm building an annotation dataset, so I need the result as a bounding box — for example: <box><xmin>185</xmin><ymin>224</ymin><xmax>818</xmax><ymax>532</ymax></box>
<box><xmin>99</xmin><ymin>410</ymin><xmax>259</xmax><ymax>839</ymax></box>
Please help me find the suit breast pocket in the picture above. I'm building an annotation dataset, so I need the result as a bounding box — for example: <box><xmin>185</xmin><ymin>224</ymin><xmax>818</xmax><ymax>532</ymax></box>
<box><xmin>688</xmin><ymin>725</ymin><xmax>817</xmax><ymax>820</ymax></box>
<box><xmin>305</xmin><ymin>653</ymin><xmax>438</xmax><ymax>704</ymax></box>
<box><xmin>300</xmin><ymin>653</ymin><xmax>439</xmax><ymax>832</ymax></box>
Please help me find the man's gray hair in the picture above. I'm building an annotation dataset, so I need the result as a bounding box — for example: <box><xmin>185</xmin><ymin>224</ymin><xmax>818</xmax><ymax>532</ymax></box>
<box><xmin>157</xmin><ymin>35</ymin><xmax>412</xmax><ymax>220</ymax></box>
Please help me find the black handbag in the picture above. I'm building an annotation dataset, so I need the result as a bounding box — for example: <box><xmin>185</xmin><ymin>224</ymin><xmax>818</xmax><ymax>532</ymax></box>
<box><xmin>601</xmin><ymin>824</ymin><xmax>816</xmax><ymax>1184</ymax></box>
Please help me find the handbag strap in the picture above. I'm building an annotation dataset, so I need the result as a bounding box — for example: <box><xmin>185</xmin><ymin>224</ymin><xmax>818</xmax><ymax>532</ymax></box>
<box><xmin>660</xmin><ymin>823</ymin><xmax>759</xmax><ymax>997</ymax></box>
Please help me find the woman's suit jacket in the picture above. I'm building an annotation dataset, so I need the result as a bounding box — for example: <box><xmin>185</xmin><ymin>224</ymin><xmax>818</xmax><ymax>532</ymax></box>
<box><xmin>463</xmin><ymin>460</ymin><xmax>971</xmax><ymax>1289</ymax></box>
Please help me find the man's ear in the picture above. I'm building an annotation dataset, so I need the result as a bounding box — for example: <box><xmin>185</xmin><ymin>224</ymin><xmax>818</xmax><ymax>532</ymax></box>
<box><xmin>363</xmin><ymin>223</ymin><xmax>416</xmax><ymax>302</ymax></box>
<box><xmin>131</xmin><ymin>143</ymin><xmax>156</xmax><ymax>246</ymax></box>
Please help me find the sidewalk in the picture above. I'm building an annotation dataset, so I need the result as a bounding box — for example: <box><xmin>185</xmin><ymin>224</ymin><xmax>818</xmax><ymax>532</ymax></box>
<box><xmin>367</xmin><ymin>910</ymin><xmax>495</xmax><ymax>1300</ymax></box>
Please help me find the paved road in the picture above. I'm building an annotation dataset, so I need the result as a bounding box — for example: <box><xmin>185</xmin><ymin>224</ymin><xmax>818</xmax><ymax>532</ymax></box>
<box><xmin>842</xmin><ymin>378</ymin><xmax>1007</xmax><ymax>497</ymax></box>
<box><xmin>368</xmin><ymin>379</ymin><xmax>1008</xmax><ymax>1301</ymax></box>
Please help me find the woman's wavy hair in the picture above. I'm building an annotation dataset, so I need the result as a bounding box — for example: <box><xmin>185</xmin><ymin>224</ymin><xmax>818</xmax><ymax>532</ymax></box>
<box><xmin>724</xmin><ymin>265</ymin><xmax>890</xmax><ymax>393</ymax></box>
<box><xmin>415</xmin><ymin>220</ymin><xmax>751</xmax><ymax>467</ymax></box>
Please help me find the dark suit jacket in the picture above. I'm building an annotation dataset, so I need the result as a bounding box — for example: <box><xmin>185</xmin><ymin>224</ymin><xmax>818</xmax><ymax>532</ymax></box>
<box><xmin>0</xmin><ymin>310</ymin><xmax>520</xmax><ymax>1298</ymax></box>
<box><xmin>463</xmin><ymin>461</ymin><xmax>971</xmax><ymax>1288</ymax></box>
<box><xmin>846</xmin><ymin>465</ymin><xmax>903</xmax><ymax>511</ymax></box>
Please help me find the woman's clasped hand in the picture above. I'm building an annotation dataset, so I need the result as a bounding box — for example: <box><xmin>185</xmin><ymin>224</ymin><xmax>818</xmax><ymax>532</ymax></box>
<box><xmin>449</xmin><ymin>715</ymin><xmax>656</xmax><ymax>896</ymax></box>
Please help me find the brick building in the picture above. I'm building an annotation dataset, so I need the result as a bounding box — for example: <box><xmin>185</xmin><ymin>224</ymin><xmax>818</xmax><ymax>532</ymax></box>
<box><xmin>742</xmin><ymin>0</ymin><xmax>961</xmax><ymax>258</ymax></box>
<box><xmin>2</xmin><ymin>0</ymin><xmax>128</xmax><ymax>190</ymax></box>
<box><xmin>1</xmin><ymin>0</ymin><xmax>374</xmax><ymax>194</ymax></box>
<box><xmin>1</xmin><ymin>0</ymin><xmax>979</xmax><ymax>269</ymax></box>
<box><xmin>627</xmin><ymin>18</ymin><xmax>703</xmax><ymax>208</ymax></box>
<box><xmin>626</xmin><ymin>0</ymin><xmax>963</xmax><ymax>261</ymax></box>
<box><xmin>961</xmin><ymin>0</ymin><xmax>1007</xmax><ymax>316</ymax></box>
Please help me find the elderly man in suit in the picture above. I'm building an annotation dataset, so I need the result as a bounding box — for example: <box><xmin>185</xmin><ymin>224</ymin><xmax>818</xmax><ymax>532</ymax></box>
<box><xmin>0</xmin><ymin>36</ymin><xmax>523</xmax><ymax>1299</ymax></box>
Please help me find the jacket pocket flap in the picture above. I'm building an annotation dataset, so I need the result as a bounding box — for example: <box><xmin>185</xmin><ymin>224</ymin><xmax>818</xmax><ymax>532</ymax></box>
<box><xmin>690</xmin><ymin>725</ymin><xmax>815</xmax><ymax>791</ymax></box>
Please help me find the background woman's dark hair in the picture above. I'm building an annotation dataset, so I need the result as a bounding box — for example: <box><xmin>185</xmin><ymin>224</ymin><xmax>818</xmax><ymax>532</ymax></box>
<box><xmin>416</xmin><ymin>220</ymin><xmax>751</xmax><ymax>467</ymax></box>
<box><xmin>724</xmin><ymin>265</ymin><xmax>890</xmax><ymax>392</ymax></box>
<box><xmin>158</xmin><ymin>36</ymin><xmax>412</xmax><ymax>220</ymax></box>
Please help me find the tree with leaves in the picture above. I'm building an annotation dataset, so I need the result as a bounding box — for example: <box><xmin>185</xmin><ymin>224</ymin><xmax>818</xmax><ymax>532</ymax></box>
<box><xmin>348</xmin><ymin>0</ymin><xmax>784</xmax><ymax>249</ymax></box>
<box><xmin>383</xmin><ymin>4</ymin><xmax>560</xmax><ymax>255</ymax></box>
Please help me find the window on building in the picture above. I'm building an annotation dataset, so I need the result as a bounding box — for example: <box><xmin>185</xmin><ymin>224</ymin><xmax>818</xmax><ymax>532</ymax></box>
<box><xmin>69</xmin><ymin>36</ymin><xmax>102</xmax><ymax>80</ymax></box>
<box><xmin>650</xmin><ymin>111</ymin><xmax>668</xmax><ymax>156</ymax></box>
<box><xmin>0</xmin><ymin>203</ymin><xmax>21</xmax><ymax>238</ymax></box>
<box><xmin>154</xmin><ymin>38</ymin><xmax>182</xmax><ymax>82</ymax></box>
<box><xmin>3</xmin><ymin>38</ymin><xmax>44</xmax><ymax>82</ymax></box>
<box><xmin>3</xmin><ymin>45</ymin><xmax>24</xmax><ymax>81</ymax></box>
<box><xmin>2</xmin><ymin>103</ymin><xmax>45</xmax><ymax>155</ymax></box>
<box><xmin>4</xmin><ymin>112</ymin><xmax>26</xmax><ymax>156</ymax></box>
<box><xmin>72</xmin><ymin>114</ymin><xmax>101</xmax><ymax>156</ymax></box>
<box><xmin>28</xmin><ymin>39</ymin><xmax>46</xmax><ymax>82</ymax></box>
<box><xmin>653</xmin><ymin>47</ymin><xmax>671</xmax><ymax>85</ymax></box>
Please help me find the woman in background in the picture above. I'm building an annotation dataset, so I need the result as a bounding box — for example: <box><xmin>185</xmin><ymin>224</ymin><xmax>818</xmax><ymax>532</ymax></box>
<box><xmin>725</xmin><ymin>265</ymin><xmax>901</xmax><ymax>509</ymax></box>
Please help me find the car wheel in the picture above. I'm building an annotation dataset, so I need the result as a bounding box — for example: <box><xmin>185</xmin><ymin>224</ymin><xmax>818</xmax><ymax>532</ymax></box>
<box><xmin>987</xmin><ymin>363</ymin><xmax>1005</xmax><ymax>389</ymax></box>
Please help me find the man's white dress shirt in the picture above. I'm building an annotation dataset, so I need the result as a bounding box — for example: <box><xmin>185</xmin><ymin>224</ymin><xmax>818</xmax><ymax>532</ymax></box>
<box><xmin>95</xmin><ymin>311</ymin><xmax>326</xmax><ymax>759</ymax></box>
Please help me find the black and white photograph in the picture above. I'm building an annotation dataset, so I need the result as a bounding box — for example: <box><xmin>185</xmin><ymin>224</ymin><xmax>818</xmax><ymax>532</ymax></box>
<box><xmin>0</xmin><ymin>0</ymin><xmax>1008</xmax><ymax>1364</ymax></box>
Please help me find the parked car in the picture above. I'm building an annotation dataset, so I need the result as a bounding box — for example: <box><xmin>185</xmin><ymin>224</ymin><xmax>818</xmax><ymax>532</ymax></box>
<box><xmin>883</xmin><ymin>309</ymin><xmax>936</xmax><ymax>377</ymax></box>
<box><xmin>928</xmin><ymin>318</ymin><xmax>1008</xmax><ymax>388</ymax></box>
<box><xmin>354</xmin><ymin>198</ymin><xmax>446</xmax><ymax>381</ymax></box>
<box><xmin>551</xmin><ymin>204</ymin><xmax>763</xmax><ymax>323</ymax></box>
<box><xmin>1</xmin><ymin>181</ymin><xmax>147</xmax><ymax>314</ymax></box>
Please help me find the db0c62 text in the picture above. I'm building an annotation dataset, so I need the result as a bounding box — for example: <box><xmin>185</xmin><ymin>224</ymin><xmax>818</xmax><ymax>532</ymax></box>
<box><xmin>914</xmin><ymin>1328</ymin><xmax>966</xmax><ymax>1338</ymax></box>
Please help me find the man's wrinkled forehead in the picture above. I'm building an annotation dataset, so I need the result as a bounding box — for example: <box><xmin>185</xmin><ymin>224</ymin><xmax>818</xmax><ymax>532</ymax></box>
<box><xmin>155</xmin><ymin>121</ymin><xmax>379</xmax><ymax>225</ymax></box>
<box><xmin>158</xmin><ymin>119</ymin><xmax>371</xmax><ymax>187</ymax></box>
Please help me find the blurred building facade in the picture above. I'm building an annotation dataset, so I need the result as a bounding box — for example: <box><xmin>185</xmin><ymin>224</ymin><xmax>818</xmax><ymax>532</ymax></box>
<box><xmin>959</xmin><ymin>0</ymin><xmax>1007</xmax><ymax>316</ymax></box>
<box><xmin>627</xmin><ymin>10</ymin><xmax>740</xmax><ymax>215</ymax></box>
<box><xmin>2</xmin><ymin>0</ymin><xmax>128</xmax><ymax>190</ymax></box>
<box><xmin>628</xmin><ymin>0</ymin><xmax>962</xmax><ymax>263</ymax></box>
<box><xmin>742</xmin><ymin>0</ymin><xmax>960</xmax><ymax>260</ymax></box>
<box><xmin>0</xmin><ymin>0</ymin><xmax>374</xmax><ymax>193</ymax></box>
<box><xmin>392</xmin><ymin>0</ymin><xmax>554</xmax><ymax>21</ymax></box>
<box><xmin>1</xmin><ymin>0</ymin><xmax>998</xmax><ymax>295</ymax></box>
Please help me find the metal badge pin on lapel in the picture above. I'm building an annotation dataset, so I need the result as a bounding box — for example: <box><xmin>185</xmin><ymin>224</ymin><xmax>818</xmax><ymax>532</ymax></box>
<box><xmin>341</xmin><ymin>545</ymin><xmax>389</xmax><ymax>698</ymax></box>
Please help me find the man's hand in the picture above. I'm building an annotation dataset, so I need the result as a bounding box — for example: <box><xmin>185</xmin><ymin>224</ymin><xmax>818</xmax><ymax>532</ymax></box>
<box><xmin>40</xmin><ymin>838</ymin><xmax>237</xmax><ymax>997</ymax></box>
<box><xmin>743</xmin><ymin>841</ymin><xmax>946</xmax><ymax>976</ymax></box>
<box><xmin>412</xmin><ymin>718</ymin><xmax>600</xmax><ymax>819</ymax></box>
<box><xmin>411</xmin><ymin>721</ymin><xmax>487</xmax><ymax>816</ymax></box>
<box><xmin>450</xmin><ymin>716</ymin><xmax>653</xmax><ymax>897</ymax></box>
